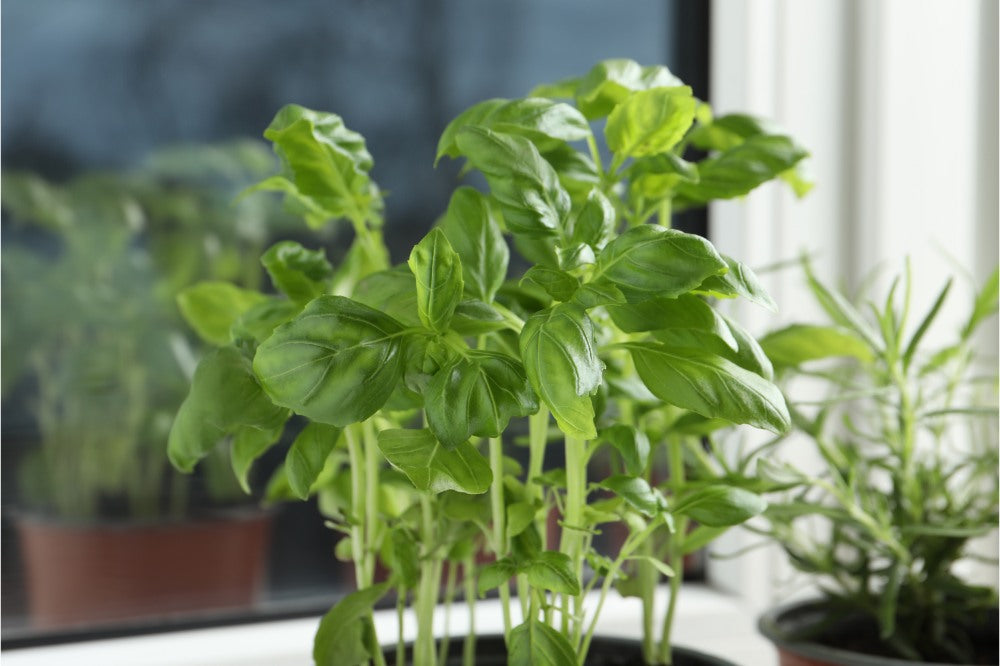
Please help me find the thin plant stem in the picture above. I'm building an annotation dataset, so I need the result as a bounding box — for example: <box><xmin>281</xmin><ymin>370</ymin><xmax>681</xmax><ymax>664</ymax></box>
<box><xmin>396</xmin><ymin>587</ymin><xmax>407</xmax><ymax>666</ymax></box>
<box><xmin>657</xmin><ymin>437</ymin><xmax>688</xmax><ymax>666</ymax></box>
<box><xmin>439</xmin><ymin>562</ymin><xmax>458</xmax><ymax>666</ymax></box>
<box><xmin>561</xmin><ymin>435</ymin><xmax>588</xmax><ymax>647</ymax></box>
<box><xmin>488</xmin><ymin>436</ymin><xmax>513</xmax><ymax>643</ymax></box>
<box><xmin>463</xmin><ymin>554</ymin><xmax>477</xmax><ymax>666</ymax></box>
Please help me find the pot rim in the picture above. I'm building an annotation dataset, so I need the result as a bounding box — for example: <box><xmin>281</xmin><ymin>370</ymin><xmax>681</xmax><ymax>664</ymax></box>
<box><xmin>758</xmin><ymin>599</ymin><xmax>992</xmax><ymax>666</ymax></box>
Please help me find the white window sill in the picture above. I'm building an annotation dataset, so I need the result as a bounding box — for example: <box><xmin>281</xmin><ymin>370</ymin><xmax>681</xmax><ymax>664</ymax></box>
<box><xmin>2</xmin><ymin>585</ymin><xmax>776</xmax><ymax>665</ymax></box>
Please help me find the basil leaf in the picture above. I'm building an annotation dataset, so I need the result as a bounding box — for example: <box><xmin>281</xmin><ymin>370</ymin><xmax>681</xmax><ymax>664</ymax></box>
<box><xmin>313</xmin><ymin>582</ymin><xmax>391</xmax><ymax>666</ymax></box>
<box><xmin>231</xmin><ymin>299</ymin><xmax>303</xmax><ymax>346</ymax></box>
<box><xmin>454</xmin><ymin>127</ymin><xmax>571</xmax><ymax>237</ymax></box>
<box><xmin>507</xmin><ymin>501</ymin><xmax>537</xmax><ymax>539</ymax></box>
<box><xmin>575</xmin><ymin>59</ymin><xmax>683</xmax><ymax>120</ymax></box>
<box><xmin>601</xmin><ymin>475</ymin><xmax>667</xmax><ymax>517</ymax></box>
<box><xmin>437</xmin><ymin>98</ymin><xmax>590</xmax><ymax>160</ymax></box>
<box><xmin>168</xmin><ymin>346</ymin><xmax>289</xmax><ymax>472</ymax></box>
<box><xmin>438</xmin><ymin>186</ymin><xmax>509</xmax><ymax>302</ymax></box>
<box><xmin>509</xmin><ymin>620</ymin><xmax>578</xmax><ymax>666</ymax></box>
<box><xmin>593</xmin><ymin>225</ymin><xmax>726</xmax><ymax>301</ymax></box>
<box><xmin>408</xmin><ymin>227</ymin><xmax>464</xmax><ymax>333</ymax></box>
<box><xmin>570</xmin><ymin>188</ymin><xmax>616</xmax><ymax>250</ymax></box>
<box><xmin>605</xmin><ymin>86</ymin><xmax>696</xmax><ymax>158</ymax></box>
<box><xmin>573</xmin><ymin>283</ymin><xmax>626</xmax><ymax>310</ymax></box>
<box><xmin>519</xmin><ymin>304</ymin><xmax>603</xmax><ymax>440</ymax></box>
<box><xmin>260</xmin><ymin>241</ymin><xmax>333</xmax><ymax>304</ymax></box>
<box><xmin>627</xmin><ymin>152</ymin><xmax>699</xmax><ymax>201</ymax></box>
<box><xmin>377</xmin><ymin>428</ymin><xmax>492</xmax><ymax>494</ymax></box>
<box><xmin>478</xmin><ymin>557</ymin><xmax>518</xmax><ymax>597</ymax></box>
<box><xmin>177</xmin><ymin>281</ymin><xmax>270</xmax><ymax>346</ymax></box>
<box><xmin>231</xmin><ymin>424</ymin><xmax>285</xmax><ymax>493</ymax></box>
<box><xmin>600</xmin><ymin>425</ymin><xmax>650</xmax><ymax>477</ymax></box>
<box><xmin>525</xmin><ymin>551</ymin><xmax>581</xmax><ymax>595</ymax></box>
<box><xmin>286</xmin><ymin>422</ymin><xmax>343</xmax><ymax>500</ymax></box>
<box><xmin>676</xmin><ymin>134</ymin><xmax>808</xmax><ymax>204</ymax></box>
<box><xmin>248</xmin><ymin>105</ymin><xmax>380</xmax><ymax>228</ymax></box>
<box><xmin>253</xmin><ymin>295</ymin><xmax>408</xmax><ymax>427</ymax></box>
<box><xmin>673</xmin><ymin>486</ymin><xmax>767</xmax><ymax>527</ymax></box>
<box><xmin>520</xmin><ymin>266</ymin><xmax>580</xmax><ymax>303</ymax></box>
<box><xmin>425</xmin><ymin>351</ymin><xmax>538</xmax><ymax>449</ymax></box>
<box><xmin>353</xmin><ymin>265</ymin><xmax>421</xmax><ymax>327</ymax></box>
<box><xmin>694</xmin><ymin>255</ymin><xmax>777</xmax><ymax>312</ymax></box>
<box><xmin>716</xmin><ymin>314</ymin><xmax>774</xmax><ymax>381</ymax></box>
<box><xmin>623</xmin><ymin>341</ymin><xmax>790</xmax><ymax>433</ymax></box>
<box><xmin>607</xmin><ymin>294</ymin><xmax>737</xmax><ymax>349</ymax></box>
<box><xmin>450</xmin><ymin>299</ymin><xmax>509</xmax><ymax>335</ymax></box>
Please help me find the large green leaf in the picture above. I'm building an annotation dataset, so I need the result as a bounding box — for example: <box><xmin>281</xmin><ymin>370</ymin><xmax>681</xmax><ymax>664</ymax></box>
<box><xmin>425</xmin><ymin>351</ymin><xmax>538</xmax><ymax>449</ymax></box>
<box><xmin>673</xmin><ymin>486</ymin><xmax>766</xmax><ymax>527</ymax></box>
<box><xmin>478</xmin><ymin>558</ymin><xmax>518</xmax><ymax>596</ymax></box>
<box><xmin>437</xmin><ymin>186</ymin><xmax>509</xmax><ymax>302</ymax></box>
<box><xmin>600</xmin><ymin>425</ymin><xmax>650</xmax><ymax>477</ymax></box>
<box><xmin>260</xmin><ymin>241</ymin><xmax>333</xmax><ymax>304</ymax></box>
<box><xmin>760</xmin><ymin>324</ymin><xmax>872</xmax><ymax>368</ymax></box>
<box><xmin>626</xmin><ymin>152</ymin><xmax>699</xmax><ymax>200</ymax></box>
<box><xmin>508</xmin><ymin>620</ymin><xmax>578</xmax><ymax>666</ymax></box>
<box><xmin>352</xmin><ymin>266</ymin><xmax>421</xmax><ymax>327</ymax></box>
<box><xmin>694</xmin><ymin>255</ymin><xmax>777</xmax><ymax>311</ymax></box>
<box><xmin>177</xmin><ymin>282</ymin><xmax>270</xmax><ymax>346</ymax></box>
<box><xmin>676</xmin><ymin>134</ymin><xmax>808</xmax><ymax>204</ymax></box>
<box><xmin>286</xmin><ymin>422</ymin><xmax>343</xmax><ymax>499</ymax></box>
<box><xmin>253</xmin><ymin>296</ymin><xmax>408</xmax><ymax>426</ymax></box>
<box><xmin>593</xmin><ymin>225</ymin><xmax>726</xmax><ymax>301</ymax></box>
<box><xmin>605</xmin><ymin>86</ymin><xmax>696</xmax><ymax>158</ymax></box>
<box><xmin>608</xmin><ymin>294</ymin><xmax>736</xmax><ymax>349</ymax></box>
<box><xmin>437</xmin><ymin>97</ymin><xmax>590</xmax><ymax>161</ymax></box>
<box><xmin>408</xmin><ymin>228</ymin><xmax>464</xmax><ymax>333</ymax></box>
<box><xmin>525</xmin><ymin>551</ymin><xmax>580</xmax><ymax>595</ymax></box>
<box><xmin>313</xmin><ymin>582</ymin><xmax>391</xmax><ymax>666</ymax></box>
<box><xmin>231</xmin><ymin>424</ymin><xmax>285</xmax><ymax>493</ymax></box>
<box><xmin>575</xmin><ymin>59</ymin><xmax>683</xmax><ymax>119</ymax></box>
<box><xmin>520</xmin><ymin>266</ymin><xmax>581</xmax><ymax>303</ymax></box>
<box><xmin>519</xmin><ymin>304</ymin><xmax>603</xmax><ymax>440</ymax></box>
<box><xmin>247</xmin><ymin>105</ymin><xmax>380</xmax><ymax>228</ymax></box>
<box><xmin>623</xmin><ymin>341</ymin><xmax>790</xmax><ymax>433</ymax></box>
<box><xmin>570</xmin><ymin>188</ymin><xmax>616</xmax><ymax>250</ymax></box>
<box><xmin>377</xmin><ymin>428</ymin><xmax>492</xmax><ymax>494</ymax></box>
<box><xmin>454</xmin><ymin>127</ymin><xmax>571</xmax><ymax>237</ymax></box>
<box><xmin>168</xmin><ymin>346</ymin><xmax>289</xmax><ymax>472</ymax></box>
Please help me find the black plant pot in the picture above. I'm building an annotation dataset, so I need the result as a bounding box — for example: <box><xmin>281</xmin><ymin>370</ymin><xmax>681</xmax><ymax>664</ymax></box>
<box><xmin>759</xmin><ymin>600</ymin><xmax>1000</xmax><ymax>666</ymax></box>
<box><xmin>383</xmin><ymin>634</ymin><xmax>737</xmax><ymax>666</ymax></box>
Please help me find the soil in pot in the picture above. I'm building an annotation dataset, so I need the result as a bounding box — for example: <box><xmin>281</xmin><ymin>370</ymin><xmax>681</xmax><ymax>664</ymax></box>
<box><xmin>16</xmin><ymin>510</ymin><xmax>272</xmax><ymax>628</ymax></box>
<box><xmin>759</xmin><ymin>601</ymin><xmax>999</xmax><ymax>666</ymax></box>
<box><xmin>383</xmin><ymin>635</ymin><xmax>737</xmax><ymax>666</ymax></box>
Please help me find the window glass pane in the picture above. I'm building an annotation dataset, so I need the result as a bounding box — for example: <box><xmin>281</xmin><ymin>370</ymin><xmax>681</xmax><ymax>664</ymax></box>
<box><xmin>1</xmin><ymin>0</ymin><xmax>706</xmax><ymax>643</ymax></box>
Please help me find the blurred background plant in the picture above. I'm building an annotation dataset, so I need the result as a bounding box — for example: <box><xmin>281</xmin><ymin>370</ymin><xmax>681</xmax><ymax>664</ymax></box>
<box><xmin>1</xmin><ymin>141</ymin><xmax>303</xmax><ymax>521</ymax></box>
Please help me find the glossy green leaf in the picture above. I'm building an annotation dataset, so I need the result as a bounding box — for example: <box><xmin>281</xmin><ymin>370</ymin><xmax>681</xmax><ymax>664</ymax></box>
<box><xmin>454</xmin><ymin>127</ymin><xmax>571</xmax><ymax>237</ymax></box>
<box><xmin>450</xmin><ymin>299</ymin><xmax>509</xmax><ymax>335</ymax></box>
<box><xmin>386</xmin><ymin>527</ymin><xmax>420</xmax><ymax>589</ymax></box>
<box><xmin>520</xmin><ymin>266</ymin><xmax>580</xmax><ymax>302</ymax></box>
<box><xmin>508</xmin><ymin>620</ymin><xmax>578</xmax><ymax>666</ymax></box>
<box><xmin>437</xmin><ymin>97</ymin><xmax>590</xmax><ymax>160</ymax></box>
<box><xmin>168</xmin><ymin>346</ymin><xmax>289</xmax><ymax>472</ymax></box>
<box><xmin>352</xmin><ymin>266</ymin><xmax>421</xmax><ymax>327</ymax></box>
<box><xmin>478</xmin><ymin>558</ymin><xmax>518</xmax><ymax>596</ymax></box>
<box><xmin>600</xmin><ymin>425</ymin><xmax>650</xmax><ymax>477</ymax></box>
<box><xmin>541</xmin><ymin>145</ymin><xmax>600</xmax><ymax>198</ymax></box>
<box><xmin>230</xmin><ymin>299</ymin><xmax>303</xmax><ymax>346</ymax></box>
<box><xmin>627</xmin><ymin>152</ymin><xmax>699</xmax><ymax>200</ymax></box>
<box><xmin>248</xmin><ymin>105</ymin><xmax>380</xmax><ymax>228</ymax></box>
<box><xmin>717</xmin><ymin>314</ymin><xmax>774</xmax><ymax>381</ymax></box>
<box><xmin>623</xmin><ymin>341</ymin><xmax>790</xmax><ymax>433</ymax></box>
<box><xmin>674</xmin><ymin>486</ymin><xmax>766</xmax><ymax>527</ymax></box>
<box><xmin>253</xmin><ymin>296</ymin><xmax>408</xmax><ymax>426</ymax></box>
<box><xmin>608</xmin><ymin>294</ymin><xmax>736</xmax><ymax>349</ymax></box>
<box><xmin>260</xmin><ymin>241</ymin><xmax>333</xmax><ymax>304</ymax></box>
<box><xmin>575</xmin><ymin>59</ymin><xmax>683</xmax><ymax>119</ymax></box>
<box><xmin>572</xmin><ymin>283</ymin><xmax>626</xmax><ymax>310</ymax></box>
<box><xmin>286</xmin><ymin>422</ymin><xmax>343</xmax><ymax>499</ymax></box>
<box><xmin>519</xmin><ymin>304</ymin><xmax>603</xmax><ymax>440</ymax></box>
<box><xmin>593</xmin><ymin>225</ymin><xmax>726</xmax><ymax>301</ymax></box>
<box><xmin>507</xmin><ymin>501</ymin><xmax>537</xmax><ymax>539</ymax></box>
<box><xmin>377</xmin><ymin>428</ymin><xmax>492</xmax><ymax>494</ymax></box>
<box><xmin>570</xmin><ymin>188</ymin><xmax>616</xmax><ymax>250</ymax></box>
<box><xmin>437</xmin><ymin>186</ymin><xmax>509</xmax><ymax>302</ymax></box>
<box><xmin>605</xmin><ymin>86</ymin><xmax>695</xmax><ymax>157</ymax></box>
<box><xmin>694</xmin><ymin>255</ymin><xmax>776</xmax><ymax>311</ymax></box>
<box><xmin>760</xmin><ymin>324</ymin><xmax>872</xmax><ymax>368</ymax></box>
<box><xmin>313</xmin><ymin>582</ymin><xmax>391</xmax><ymax>666</ymax></box>
<box><xmin>177</xmin><ymin>282</ymin><xmax>270</xmax><ymax>346</ymax></box>
<box><xmin>601</xmin><ymin>475</ymin><xmax>667</xmax><ymax>517</ymax></box>
<box><xmin>676</xmin><ymin>135</ymin><xmax>808</xmax><ymax>204</ymax></box>
<box><xmin>408</xmin><ymin>228</ymin><xmax>464</xmax><ymax>332</ymax></box>
<box><xmin>425</xmin><ymin>350</ymin><xmax>538</xmax><ymax>449</ymax></box>
<box><xmin>231</xmin><ymin>424</ymin><xmax>285</xmax><ymax>493</ymax></box>
<box><xmin>528</xmin><ymin>76</ymin><xmax>580</xmax><ymax>100</ymax></box>
<box><xmin>525</xmin><ymin>551</ymin><xmax>581</xmax><ymax>595</ymax></box>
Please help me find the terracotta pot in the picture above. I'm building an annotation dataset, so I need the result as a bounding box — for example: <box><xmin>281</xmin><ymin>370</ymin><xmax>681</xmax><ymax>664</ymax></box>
<box><xmin>16</xmin><ymin>510</ymin><xmax>272</xmax><ymax>629</ymax></box>
<box><xmin>759</xmin><ymin>600</ymin><xmax>999</xmax><ymax>666</ymax></box>
<box><xmin>384</xmin><ymin>634</ymin><xmax>738</xmax><ymax>666</ymax></box>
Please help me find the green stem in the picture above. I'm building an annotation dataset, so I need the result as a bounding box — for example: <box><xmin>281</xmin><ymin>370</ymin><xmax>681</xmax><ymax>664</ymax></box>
<box><xmin>463</xmin><ymin>554</ymin><xmax>477</xmax><ymax>666</ymax></box>
<box><xmin>416</xmin><ymin>496</ymin><xmax>438</xmax><ymax>666</ymax></box>
<box><xmin>346</xmin><ymin>426</ymin><xmax>369</xmax><ymax>589</ymax></box>
<box><xmin>561</xmin><ymin>435</ymin><xmax>588</xmax><ymax>647</ymax></box>
<box><xmin>638</xmin><ymin>539</ymin><xmax>657</xmax><ymax>663</ymax></box>
<box><xmin>586</xmin><ymin>134</ymin><xmax>605</xmax><ymax>179</ymax></box>
<box><xmin>659</xmin><ymin>198</ymin><xmax>672</xmax><ymax>229</ymax></box>
<box><xmin>363</xmin><ymin>419</ymin><xmax>380</xmax><ymax>585</ymax></box>
<box><xmin>488</xmin><ymin>436</ymin><xmax>513</xmax><ymax>643</ymax></box>
<box><xmin>439</xmin><ymin>562</ymin><xmax>458</xmax><ymax>666</ymax></box>
<box><xmin>657</xmin><ymin>438</ymin><xmax>688</xmax><ymax>666</ymax></box>
<box><xmin>396</xmin><ymin>587</ymin><xmax>407</xmax><ymax>666</ymax></box>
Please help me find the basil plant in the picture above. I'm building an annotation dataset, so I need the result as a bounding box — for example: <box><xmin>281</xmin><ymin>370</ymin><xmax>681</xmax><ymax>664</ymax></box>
<box><xmin>169</xmin><ymin>60</ymin><xmax>809</xmax><ymax>666</ymax></box>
